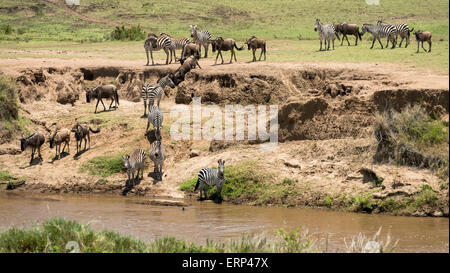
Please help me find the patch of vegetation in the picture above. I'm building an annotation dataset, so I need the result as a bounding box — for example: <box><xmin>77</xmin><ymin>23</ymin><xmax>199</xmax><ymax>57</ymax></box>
<box><xmin>349</xmin><ymin>194</ymin><xmax>375</xmax><ymax>213</ymax></box>
<box><xmin>79</xmin><ymin>153</ymin><xmax>125</xmax><ymax>177</ymax></box>
<box><xmin>374</xmin><ymin>104</ymin><xmax>449</xmax><ymax>181</ymax></box>
<box><xmin>0</xmin><ymin>76</ymin><xmax>18</xmax><ymax>121</ymax></box>
<box><xmin>109</xmin><ymin>25</ymin><xmax>146</xmax><ymax>41</ymax></box>
<box><xmin>0</xmin><ymin>25</ymin><xmax>12</xmax><ymax>35</ymax></box>
<box><xmin>0</xmin><ymin>218</ymin><xmax>326</xmax><ymax>253</ymax></box>
<box><xmin>0</xmin><ymin>170</ymin><xmax>17</xmax><ymax>184</ymax></box>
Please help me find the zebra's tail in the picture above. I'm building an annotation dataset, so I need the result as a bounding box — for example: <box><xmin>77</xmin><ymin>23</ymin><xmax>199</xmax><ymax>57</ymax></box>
<box><xmin>114</xmin><ymin>89</ymin><xmax>119</xmax><ymax>106</ymax></box>
<box><xmin>194</xmin><ymin>178</ymin><xmax>200</xmax><ymax>191</ymax></box>
<box><xmin>234</xmin><ymin>43</ymin><xmax>244</xmax><ymax>51</ymax></box>
<box><xmin>89</xmin><ymin>127</ymin><xmax>101</xmax><ymax>134</ymax></box>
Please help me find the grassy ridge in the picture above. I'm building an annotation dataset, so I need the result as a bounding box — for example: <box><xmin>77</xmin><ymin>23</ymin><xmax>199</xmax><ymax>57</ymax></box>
<box><xmin>0</xmin><ymin>0</ymin><xmax>448</xmax><ymax>41</ymax></box>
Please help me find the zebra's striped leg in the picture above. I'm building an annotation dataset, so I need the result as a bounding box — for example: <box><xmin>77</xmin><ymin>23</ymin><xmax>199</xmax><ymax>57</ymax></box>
<box><xmin>143</xmin><ymin>98</ymin><xmax>147</xmax><ymax>117</ymax></box>
<box><xmin>377</xmin><ymin>38</ymin><xmax>383</xmax><ymax>49</ymax></box>
<box><xmin>319</xmin><ymin>40</ymin><xmax>322</xmax><ymax>51</ymax></box>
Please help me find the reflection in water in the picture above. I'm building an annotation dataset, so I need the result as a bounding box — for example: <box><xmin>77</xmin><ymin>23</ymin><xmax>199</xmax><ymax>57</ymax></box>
<box><xmin>0</xmin><ymin>192</ymin><xmax>448</xmax><ymax>253</ymax></box>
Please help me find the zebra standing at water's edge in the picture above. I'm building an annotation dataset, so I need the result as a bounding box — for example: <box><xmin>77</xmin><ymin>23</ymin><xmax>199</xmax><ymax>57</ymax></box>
<box><xmin>314</xmin><ymin>19</ymin><xmax>340</xmax><ymax>51</ymax></box>
<box><xmin>189</xmin><ymin>25</ymin><xmax>212</xmax><ymax>58</ymax></box>
<box><xmin>122</xmin><ymin>149</ymin><xmax>146</xmax><ymax>186</ymax></box>
<box><xmin>194</xmin><ymin>159</ymin><xmax>226</xmax><ymax>201</ymax></box>
<box><xmin>377</xmin><ymin>21</ymin><xmax>413</xmax><ymax>48</ymax></box>
<box><xmin>360</xmin><ymin>23</ymin><xmax>397</xmax><ymax>49</ymax></box>
<box><xmin>141</xmin><ymin>74</ymin><xmax>175</xmax><ymax>117</ymax></box>
<box><xmin>159</xmin><ymin>33</ymin><xmax>191</xmax><ymax>62</ymax></box>
<box><xmin>146</xmin><ymin>105</ymin><xmax>163</xmax><ymax>141</ymax></box>
<box><xmin>149</xmin><ymin>141</ymin><xmax>166</xmax><ymax>181</ymax></box>
<box><xmin>144</xmin><ymin>33</ymin><xmax>173</xmax><ymax>66</ymax></box>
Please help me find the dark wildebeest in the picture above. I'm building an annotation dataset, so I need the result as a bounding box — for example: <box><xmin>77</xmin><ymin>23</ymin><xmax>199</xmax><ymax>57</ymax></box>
<box><xmin>173</xmin><ymin>56</ymin><xmax>202</xmax><ymax>85</ymax></box>
<box><xmin>414</xmin><ymin>30</ymin><xmax>432</xmax><ymax>53</ymax></box>
<box><xmin>180</xmin><ymin>43</ymin><xmax>200</xmax><ymax>61</ymax></box>
<box><xmin>211</xmin><ymin>37</ymin><xmax>244</xmax><ymax>64</ymax></box>
<box><xmin>86</xmin><ymin>84</ymin><xmax>119</xmax><ymax>114</ymax></box>
<box><xmin>20</xmin><ymin>131</ymin><xmax>45</xmax><ymax>164</ymax></box>
<box><xmin>86</xmin><ymin>84</ymin><xmax>119</xmax><ymax>113</ymax></box>
<box><xmin>49</xmin><ymin>127</ymin><xmax>71</xmax><ymax>159</ymax></box>
<box><xmin>71</xmin><ymin>123</ymin><xmax>100</xmax><ymax>154</ymax></box>
<box><xmin>335</xmin><ymin>22</ymin><xmax>361</xmax><ymax>46</ymax></box>
<box><xmin>245</xmin><ymin>36</ymin><xmax>266</xmax><ymax>62</ymax></box>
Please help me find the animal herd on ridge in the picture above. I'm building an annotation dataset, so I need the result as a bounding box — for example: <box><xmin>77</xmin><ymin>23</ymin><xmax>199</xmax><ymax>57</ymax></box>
<box><xmin>18</xmin><ymin>19</ymin><xmax>433</xmax><ymax>202</ymax></box>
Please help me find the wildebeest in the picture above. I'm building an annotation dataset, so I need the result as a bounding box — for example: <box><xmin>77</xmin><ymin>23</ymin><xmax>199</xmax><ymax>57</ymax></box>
<box><xmin>414</xmin><ymin>30</ymin><xmax>432</xmax><ymax>53</ymax></box>
<box><xmin>20</xmin><ymin>131</ymin><xmax>45</xmax><ymax>164</ymax></box>
<box><xmin>173</xmin><ymin>56</ymin><xmax>202</xmax><ymax>85</ymax></box>
<box><xmin>86</xmin><ymin>84</ymin><xmax>119</xmax><ymax>114</ymax></box>
<box><xmin>49</xmin><ymin>127</ymin><xmax>71</xmax><ymax>159</ymax></box>
<box><xmin>335</xmin><ymin>22</ymin><xmax>361</xmax><ymax>46</ymax></box>
<box><xmin>245</xmin><ymin>36</ymin><xmax>266</xmax><ymax>62</ymax></box>
<box><xmin>211</xmin><ymin>37</ymin><xmax>244</xmax><ymax>64</ymax></box>
<box><xmin>71</xmin><ymin>122</ymin><xmax>100</xmax><ymax>154</ymax></box>
<box><xmin>180</xmin><ymin>43</ymin><xmax>200</xmax><ymax>61</ymax></box>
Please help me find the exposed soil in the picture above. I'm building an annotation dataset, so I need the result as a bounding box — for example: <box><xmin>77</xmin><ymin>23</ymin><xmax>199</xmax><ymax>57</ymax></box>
<box><xmin>0</xmin><ymin>57</ymin><xmax>448</xmax><ymax>217</ymax></box>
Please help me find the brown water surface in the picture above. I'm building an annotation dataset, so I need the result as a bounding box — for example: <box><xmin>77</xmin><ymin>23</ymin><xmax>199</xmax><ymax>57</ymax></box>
<box><xmin>0</xmin><ymin>192</ymin><xmax>448</xmax><ymax>252</ymax></box>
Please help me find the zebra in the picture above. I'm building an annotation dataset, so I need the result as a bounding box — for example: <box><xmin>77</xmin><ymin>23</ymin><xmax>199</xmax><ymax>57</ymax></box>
<box><xmin>20</xmin><ymin>131</ymin><xmax>45</xmax><ymax>164</ymax></box>
<box><xmin>314</xmin><ymin>19</ymin><xmax>340</xmax><ymax>51</ymax></box>
<box><xmin>189</xmin><ymin>25</ymin><xmax>212</xmax><ymax>58</ymax></box>
<box><xmin>149</xmin><ymin>141</ymin><xmax>166</xmax><ymax>181</ymax></box>
<box><xmin>141</xmin><ymin>74</ymin><xmax>175</xmax><ymax>117</ymax></box>
<box><xmin>146</xmin><ymin>105</ymin><xmax>163</xmax><ymax>141</ymax></box>
<box><xmin>360</xmin><ymin>23</ymin><xmax>397</xmax><ymax>49</ymax></box>
<box><xmin>374</xmin><ymin>21</ymin><xmax>399</xmax><ymax>49</ymax></box>
<box><xmin>194</xmin><ymin>159</ymin><xmax>226</xmax><ymax>201</ymax></box>
<box><xmin>122</xmin><ymin>148</ymin><xmax>146</xmax><ymax>185</ymax></box>
<box><xmin>144</xmin><ymin>33</ymin><xmax>173</xmax><ymax>66</ymax></box>
<box><xmin>160</xmin><ymin>33</ymin><xmax>191</xmax><ymax>62</ymax></box>
<box><xmin>377</xmin><ymin>21</ymin><xmax>413</xmax><ymax>48</ymax></box>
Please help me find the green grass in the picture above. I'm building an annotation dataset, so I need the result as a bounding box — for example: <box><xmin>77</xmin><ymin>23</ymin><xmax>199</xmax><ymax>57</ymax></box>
<box><xmin>0</xmin><ymin>0</ymin><xmax>448</xmax><ymax>72</ymax></box>
<box><xmin>0</xmin><ymin>218</ymin><xmax>321</xmax><ymax>253</ymax></box>
<box><xmin>0</xmin><ymin>169</ymin><xmax>17</xmax><ymax>184</ymax></box>
<box><xmin>79</xmin><ymin>152</ymin><xmax>126</xmax><ymax>177</ymax></box>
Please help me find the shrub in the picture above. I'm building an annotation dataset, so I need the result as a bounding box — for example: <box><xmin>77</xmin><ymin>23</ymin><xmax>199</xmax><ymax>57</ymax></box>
<box><xmin>0</xmin><ymin>25</ymin><xmax>12</xmax><ymax>35</ymax></box>
<box><xmin>110</xmin><ymin>25</ymin><xmax>146</xmax><ymax>41</ymax></box>
<box><xmin>0</xmin><ymin>76</ymin><xmax>19</xmax><ymax>121</ymax></box>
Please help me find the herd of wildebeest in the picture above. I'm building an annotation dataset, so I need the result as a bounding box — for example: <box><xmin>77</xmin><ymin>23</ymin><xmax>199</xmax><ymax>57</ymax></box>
<box><xmin>17</xmin><ymin>20</ymin><xmax>433</xmax><ymax>200</ymax></box>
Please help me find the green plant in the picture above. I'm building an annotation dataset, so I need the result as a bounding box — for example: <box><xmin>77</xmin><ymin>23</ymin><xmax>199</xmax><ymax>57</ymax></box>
<box><xmin>110</xmin><ymin>25</ymin><xmax>146</xmax><ymax>41</ymax></box>
<box><xmin>350</xmin><ymin>194</ymin><xmax>374</xmax><ymax>213</ymax></box>
<box><xmin>79</xmin><ymin>153</ymin><xmax>126</xmax><ymax>177</ymax></box>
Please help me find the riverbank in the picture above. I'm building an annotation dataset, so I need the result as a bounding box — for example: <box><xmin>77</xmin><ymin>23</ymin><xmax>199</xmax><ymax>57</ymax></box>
<box><xmin>0</xmin><ymin>59</ymin><xmax>448</xmax><ymax>218</ymax></box>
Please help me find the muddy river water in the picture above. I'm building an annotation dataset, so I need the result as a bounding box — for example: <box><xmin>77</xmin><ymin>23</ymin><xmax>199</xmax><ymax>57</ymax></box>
<box><xmin>0</xmin><ymin>192</ymin><xmax>448</xmax><ymax>252</ymax></box>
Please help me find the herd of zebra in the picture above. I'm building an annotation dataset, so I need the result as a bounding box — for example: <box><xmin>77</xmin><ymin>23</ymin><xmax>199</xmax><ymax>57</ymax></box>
<box><xmin>314</xmin><ymin>19</ymin><xmax>432</xmax><ymax>52</ymax></box>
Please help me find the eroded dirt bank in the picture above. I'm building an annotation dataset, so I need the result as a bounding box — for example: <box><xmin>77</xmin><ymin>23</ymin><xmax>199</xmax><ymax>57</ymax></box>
<box><xmin>0</xmin><ymin>59</ymin><xmax>448</xmax><ymax>217</ymax></box>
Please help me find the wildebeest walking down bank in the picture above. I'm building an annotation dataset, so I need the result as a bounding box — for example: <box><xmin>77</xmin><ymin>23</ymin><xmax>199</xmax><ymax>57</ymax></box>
<box><xmin>71</xmin><ymin>123</ymin><xmax>100</xmax><ymax>154</ymax></box>
<box><xmin>49</xmin><ymin>127</ymin><xmax>71</xmax><ymax>160</ymax></box>
<box><xmin>314</xmin><ymin>19</ymin><xmax>340</xmax><ymax>51</ymax></box>
<box><xmin>245</xmin><ymin>36</ymin><xmax>266</xmax><ymax>62</ymax></box>
<box><xmin>195</xmin><ymin>159</ymin><xmax>226</xmax><ymax>202</ymax></box>
<box><xmin>20</xmin><ymin>131</ymin><xmax>45</xmax><ymax>164</ymax></box>
<box><xmin>335</xmin><ymin>22</ymin><xmax>361</xmax><ymax>46</ymax></box>
<box><xmin>414</xmin><ymin>30</ymin><xmax>432</xmax><ymax>53</ymax></box>
<box><xmin>211</xmin><ymin>37</ymin><xmax>244</xmax><ymax>64</ymax></box>
<box><xmin>86</xmin><ymin>84</ymin><xmax>119</xmax><ymax>114</ymax></box>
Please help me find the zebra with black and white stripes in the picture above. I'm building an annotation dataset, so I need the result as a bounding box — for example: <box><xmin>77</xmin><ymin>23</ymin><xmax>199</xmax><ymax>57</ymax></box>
<box><xmin>141</xmin><ymin>74</ymin><xmax>175</xmax><ymax>117</ymax></box>
<box><xmin>377</xmin><ymin>21</ymin><xmax>414</xmax><ymax>48</ymax></box>
<box><xmin>189</xmin><ymin>25</ymin><xmax>212</xmax><ymax>58</ymax></box>
<box><xmin>194</xmin><ymin>159</ymin><xmax>226</xmax><ymax>201</ymax></box>
<box><xmin>146</xmin><ymin>105</ymin><xmax>163</xmax><ymax>141</ymax></box>
<box><xmin>122</xmin><ymin>148</ymin><xmax>146</xmax><ymax>185</ymax></box>
<box><xmin>144</xmin><ymin>33</ymin><xmax>173</xmax><ymax>66</ymax></box>
<box><xmin>360</xmin><ymin>23</ymin><xmax>397</xmax><ymax>49</ymax></box>
<box><xmin>314</xmin><ymin>19</ymin><xmax>340</xmax><ymax>51</ymax></box>
<box><xmin>160</xmin><ymin>33</ymin><xmax>191</xmax><ymax>62</ymax></box>
<box><xmin>149</xmin><ymin>141</ymin><xmax>166</xmax><ymax>181</ymax></box>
